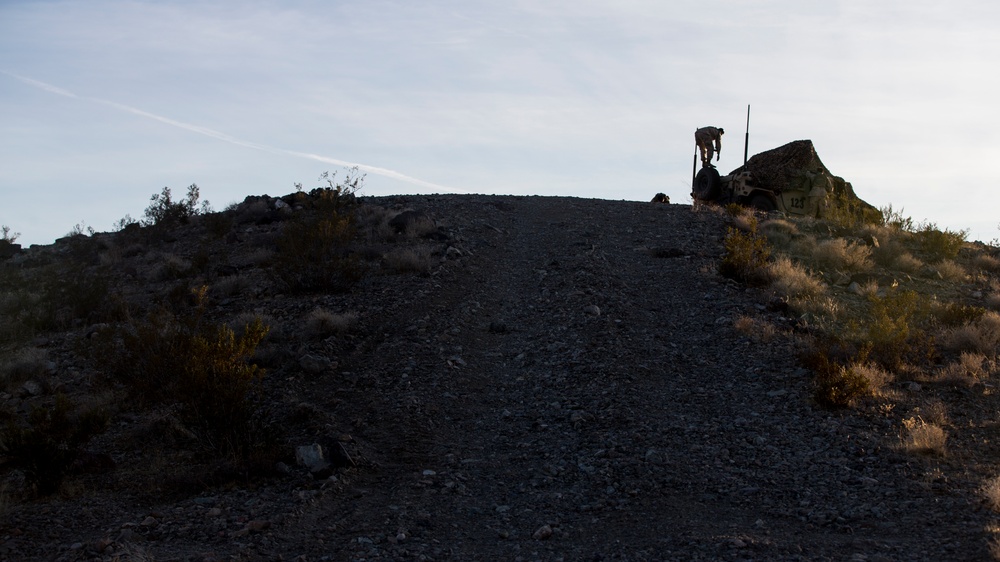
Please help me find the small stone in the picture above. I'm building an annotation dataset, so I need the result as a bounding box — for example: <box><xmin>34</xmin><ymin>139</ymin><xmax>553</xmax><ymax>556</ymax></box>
<box><xmin>140</xmin><ymin>516</ymin><xmax>157</xmax><ymax>527</ymax></box>
<box><xmin>20</xmin><ymin>380</ymin><xmax>43</xmax><ymax>397</ymax></box>
<box><xmin>532</xmin><ymin>524</ymin><xmax>553</xmax><ymax>540</ymax></box>
<box><xmin>299</xmin><ymin>354</ymin><xmax>334</xmax><ymax>374</ymax></box>
<box><xmin>583</xmin><ymin>305</ymin><xmax>601</xmax><ymax>316</ymax></box>
<box><xmin>247</xmin><ymin>520</ymin><xmax>271</xmax><ymax>532</ymax></box>
<box><xmin>296</xmin><ymin>444</ymin><xmax>331</xmax><ymax>475</ymax></box>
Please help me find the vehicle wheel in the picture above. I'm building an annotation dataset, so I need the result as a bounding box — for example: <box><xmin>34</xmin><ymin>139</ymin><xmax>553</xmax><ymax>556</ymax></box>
<box><xmin>748</xmin><ymin>193</ymin><xmax>777</xmax><ymax>212</ymax></box>
<box><xmin>692</xmin><ymin>167</ymin><xmax>722</xmax><ymax>201</ymax></box>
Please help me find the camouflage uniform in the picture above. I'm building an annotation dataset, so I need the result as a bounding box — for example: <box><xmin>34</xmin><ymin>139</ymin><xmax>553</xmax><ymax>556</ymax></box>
<box><xmin>803</xmin><ymin>169</ymin><xmax>832</xmax><ymax>217</ymax></box>
<box><xmin>694</xmin><ymin>126</ymin><xmax>723</xmax><ymax>167</ymax></box>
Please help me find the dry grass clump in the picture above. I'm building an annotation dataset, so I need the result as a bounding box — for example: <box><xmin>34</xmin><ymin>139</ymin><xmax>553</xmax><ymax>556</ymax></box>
<box><xmin>149</xmin><ymin>254</ymin><xmax>193</xmax><ymax>281</ymax></box>
<box><xmin>942</xmin><ymin>311</ymin><xmax>1000</xmax><ymax>357</ymax></box>
<box><xmin>900</xmin><ymin>417</ymin><xmax>947</xmax><ymax>456</ymax></box>
<box><xmin>306</xmin><ymin>308</ymin><xmax>357</xmax><ymax>337</ymax></box>
<box><xmin>849</xmin><ymin>362</ymin><xmax>894</xmax><ymax>397</ymax></box>
<box><xmin>760</xmin><ymin>219</ymin><xmax>799</xmax><ymax>250</ymax></box>
<box><xmin>981</xmin><ymin>475</ymin><xmax>1000</xmax><ymax>513</ymax></box>
<box><xmin>939</xmin><ymin>352</ymin><xmax>989</xmax><ymax>386</ymax></box>
<box><xmin>733</xmin><ymin>315</ymin><xmax>777</xmax><ymax>342</ymax></box>
<box><xmin>718</xmin><ymin>219</ymin><xmax>772</xmax><ymax>285</ymax></box>
<box><xmin>852</xmin><ymin>279</ymin><xmax>880</xmax><ymax>298</ymax></box>
<box><xmin>892</xmin><ymin>252</ymin><xmax>925</xmax><ymax>273</ymax></box>
<box><xmin>385</xmin><ymin>247</ymin><xmax>435</xmax><ymax>275</ymax></box>
<box><xmin>789</xmin><ymin>234</ymin><xmax>818</xmax><ymax>257</ymax></box>
<box><xmin>813</xmin><ymin>238</ymin><xmax>874</xmax><ymax>272</ymax></box>
<box><xmin>934</xmin><ymin>259</ymin><xmax>967</xmax><ymax>282</ymax></box>
<box><xmin>974</xmin><ymin>253</ymin><xmax>1000</xmax><ymax>274</ymax></box>
<box><xmin>792</xmin><ymin>296</ymin><xmax>841</xmax><ymax>324</ymax></box>
<box><xmin>355</xmin><ymin>205</ymin><xmax>395</xmax><ymax>241</ymax></box>
<box><xmin>767</xmin><ymin>256</ymin><xmax>826</xmax><ymax>298</ymax></box>
<box><xmin>211</xmin><ymin>274</ymin><xmax>252</xmax><ymax>298</ymax></box>
<box><xmin>0</xmin><ymin>348</ymin><xmax>48</xmax><ymax>389</ymax></box>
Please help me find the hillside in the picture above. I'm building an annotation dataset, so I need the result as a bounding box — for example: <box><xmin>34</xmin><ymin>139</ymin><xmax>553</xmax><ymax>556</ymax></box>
<box><xmin>1</xmin><ymin>189</ymin><xmax>999</xmax><ymax>561</ymax></box>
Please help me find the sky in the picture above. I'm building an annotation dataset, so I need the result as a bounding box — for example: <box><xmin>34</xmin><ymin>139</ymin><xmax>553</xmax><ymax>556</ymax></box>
<box><xmin>2</xmin><ymin>0</ymin><xmax>999</xmax><ymax>246</ymax></box>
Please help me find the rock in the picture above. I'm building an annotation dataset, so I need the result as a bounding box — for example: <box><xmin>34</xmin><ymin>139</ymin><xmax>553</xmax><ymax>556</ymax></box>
<box><xmin>583</xmin><ymin>304</ymin><xmax>601</xmax><ymax>316</ymax></box>
<box><xmin>299</xmin><ymin>354</ymin><xmax>334</xmax><ymax>374</ymax></box>
<box><xmin>532</xmin><ymin>524</ymin><xmax>553</xmax><ymax>540</ymax></box>
<box><xmin>20</xmin><ymin>380</ymin><xmax>43</xmax><ymax>397</ymax></box>
<box><xmin>295</xmin><ymin>444</ymin><xmax>331</xmax><ymax>476</ymax></box>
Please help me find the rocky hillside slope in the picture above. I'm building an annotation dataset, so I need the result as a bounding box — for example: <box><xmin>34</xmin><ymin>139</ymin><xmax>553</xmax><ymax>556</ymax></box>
<box><xmin>0</xmin><ymin>192</ymin><xmax>997</xmax><ymax>561</ymax></box>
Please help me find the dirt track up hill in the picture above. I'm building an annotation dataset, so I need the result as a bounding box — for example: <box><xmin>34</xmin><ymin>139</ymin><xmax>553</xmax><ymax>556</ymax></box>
<box><xmin>1</xmin><ymin>195</ymin><xmax>992</xmax><ymax>561</ymax></box>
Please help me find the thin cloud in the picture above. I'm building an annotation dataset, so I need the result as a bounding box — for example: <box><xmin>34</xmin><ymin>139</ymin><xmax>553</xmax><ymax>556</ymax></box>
<box><xmin>1</xmin><ymin>71</ymin><xmax>464</xmax><ymax>194</ymax></box>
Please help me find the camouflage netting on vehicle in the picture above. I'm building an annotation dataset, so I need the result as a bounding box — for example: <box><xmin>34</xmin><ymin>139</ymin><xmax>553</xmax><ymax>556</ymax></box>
<box><xmin>729</xmin><ymin>139</ymin><xmax>875</xmax><ymax>210</ymax></box>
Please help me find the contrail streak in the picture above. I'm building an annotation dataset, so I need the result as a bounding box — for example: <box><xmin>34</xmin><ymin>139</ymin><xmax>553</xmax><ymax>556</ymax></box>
<box><xmin>1</xmin><ymin>70</ymin><xmax>465</xmax><ymax>193</ymax></box>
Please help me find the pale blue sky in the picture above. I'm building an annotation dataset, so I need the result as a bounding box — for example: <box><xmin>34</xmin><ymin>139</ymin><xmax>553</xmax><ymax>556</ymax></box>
<box><xmin>2</xmin><ymin>1</ymin><xmax>998</xmax><ymax>245</ymax></box>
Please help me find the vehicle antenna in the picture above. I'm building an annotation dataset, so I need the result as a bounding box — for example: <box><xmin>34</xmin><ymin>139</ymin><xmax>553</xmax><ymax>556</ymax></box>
<box><xmin>692</xmin><ymin>146</ymin><xmax>698</xmax><ymax>187</ymax></box>
<box><xmin>743</xmin><ymin>104</ymin><xmax>751</xmax><ymax>167</ymax></box>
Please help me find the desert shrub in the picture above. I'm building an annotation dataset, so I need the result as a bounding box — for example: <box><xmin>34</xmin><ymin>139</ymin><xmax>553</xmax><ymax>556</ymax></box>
<box><xmin>982</xmin><ymin>475</ymin><xmax>1000</xmax><ymax>513</ymax></box>
<box><xmin>719</xmin><ymin>218</ymin><xmax>771</xmax><ymax>285</ymax></box>
<box><xmin>355</xmin><ymin>204</ymin><xmax>395</xmax><ymax>242</ymax></box>
<box><xmin>789</xmin><ymin>234</ymin><xmax>818</xmax><ymax>258</ymax></box>
<box><xmin>202</xmin><ymin>211</ymin><xmax>234</xmax><ymax>238</ymax></box>
<box><xmin>861</xmin><ymin>289</ymin><xmax>935</xmax><ymax>369</ymax></box>
<box><xmin>0</xmin><ymin>348</ymin><xmax>48</xmax><ymax>390</ymax></box>
<box><xmin>385</xmin><ymin>247</ymin><xmax>435</xmax><ymax>275</ymax></box>
<box><xmin>808</xmin><ymin>349</ymin><xmax>871</xmax><ymax>408</ymax></box>
<box><xmin>973</xmin><ymin>253</ymin><xmax>1000</xmax><ymax>274</ymax></box>
<box><xmin>271</xmin><ymin>174</ymin><xmax>365</xmax><ymax>293</ymax></box>
<box><xmin>892</xmin><ymin>252</ymin><xmax>924</xmax><ymax>273</ymax></box>
<box><xmin>901</xmin><ymin>417</ymin><xmax>947</xmax><ymax>456</ymax></box>
<box><xmin>823</xmin><ymin>191</ymin><xmax>883</xmax><ymax>231</ymax></box>
<box><xmin>853</xmin><ymin>279</ymin><xmax>880</xmax><ymax>298</ymax></box>
<box><xmin>879</xmin><ymin>204</ymin><xmax>916</xmax><ymax>232</ymax></box>
<box><xmin>939</xmin><ymin>352</ymin><xmax>989</xmax><ymax>386</ymax></box>
<box><xmin>306</xmin><ymin>308</ymin><xmax>357</xmax><ymax>338</ymax></box>
<box><xmin>916</xmin><ymin>223</ymin><xmax>967</xmax><ymax>262</ymax></box>
<box><xmin>151</xmin><ymin>254</ymin><xmax>193</xmax><ymax>282</ymax></box>
<box><xmin>0</xmin><ymin>226</ymin><xmax>19</xmax><ymax>243</ymax></box>
<box><xmin>0</xmin><ymin>264</ymin><xmax>111</xmax><ymax>341</ymax></box>
<box><xmin>934</xmin><ymin>259</ymin><xmax>967</xmax><ymax>282</ymax></box>
<box><xmin>760</xmin><ymin>219</ymin><xmax>799</xmax><ymax>249</ymax></box>
<box><xmin>941</xmin><ymin>311</ymin><xmax>1000</xmax><ymax>358</ymax></box>
<box><xmin>933</xmin><ymin>302</ymin><xmax>987</xmax><ymax>327</ymax></box>
<box><xmin>723</xmin><ymin>203</ymin><xmax>744</xmax><ymax>217</ymax></box>
<box><xmin>95</xmin><ymin>290</ymin><xmax>277</xmax><ymax>461</ymax></box>
<box><xmin>733</xmin><ymin>315</ymin><xmax>777</xmax><ymax>342</ymax></box>
<box><xmin>813</xmin><ymin>238</ymin><xmax>874</xmax><ymax>272</ymax></box>
<box><xmin>767</xmin><ymin>256</ymin><xmax>826</xmax><ymax>298</ymax></box>
<box><xmin>0</xmin><ymin>393</ymin><xmax>109</xmax><ymax>496</ymax></box>
<box><xmin>143</xmin><ymin>184</ymin><xmax>209</xmax><ymax>227</ymax></box>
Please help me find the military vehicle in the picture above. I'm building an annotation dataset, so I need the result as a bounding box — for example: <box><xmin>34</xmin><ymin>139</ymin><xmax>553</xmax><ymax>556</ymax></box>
<box><xmin>691</xmin><ymin>139</ymin><xmax>871</xmax><ymax>218</ymax></box>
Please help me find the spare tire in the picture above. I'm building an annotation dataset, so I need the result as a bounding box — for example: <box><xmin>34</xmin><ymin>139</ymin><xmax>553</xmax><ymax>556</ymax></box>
<box><xmin>692</xmin><ymin>167</ymin><xmax>722</xmax><ymax>201</ymax></box>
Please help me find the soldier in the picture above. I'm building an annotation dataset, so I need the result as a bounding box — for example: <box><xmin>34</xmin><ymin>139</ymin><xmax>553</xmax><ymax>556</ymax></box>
<box><xmin>694</xmin><ymin>126</ymin><xmax>724</xmax><ymax>168</ymax></box>
<box><xmin>804</xmin><ymin>167</ymin><xmax>833</xmax><ymax>218</ymax></box>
